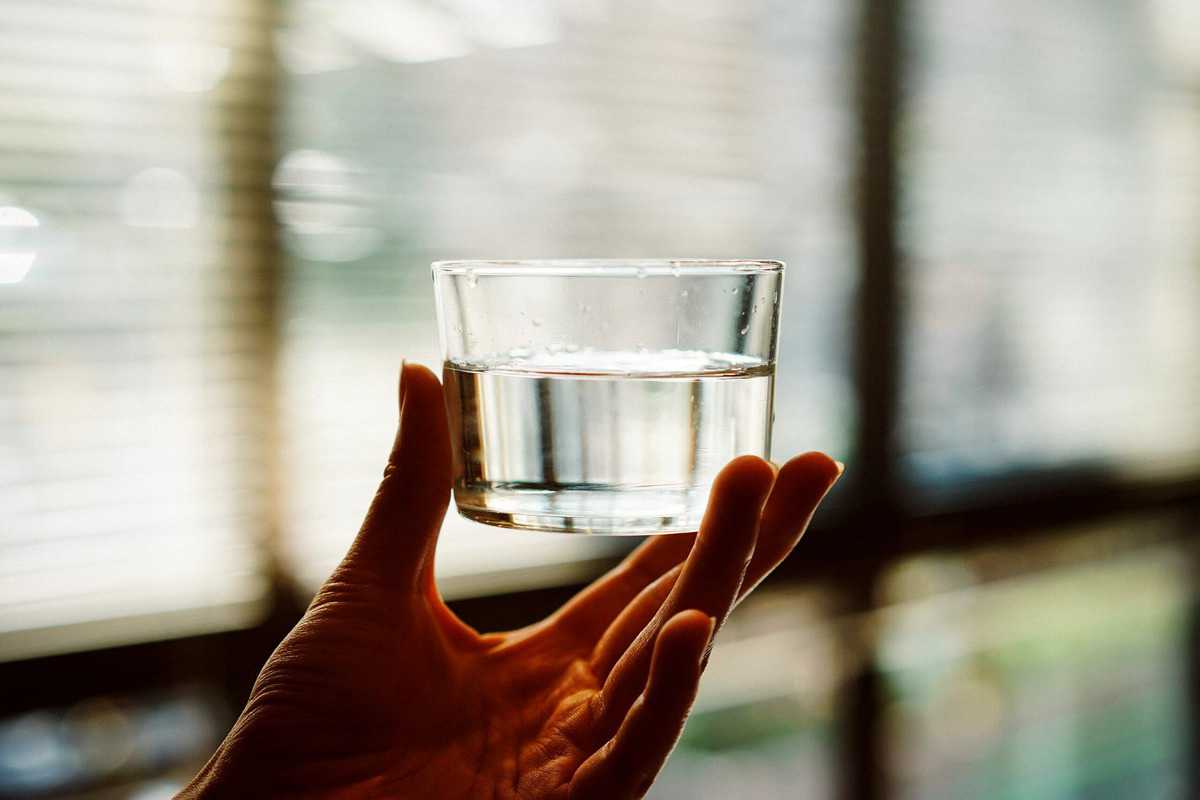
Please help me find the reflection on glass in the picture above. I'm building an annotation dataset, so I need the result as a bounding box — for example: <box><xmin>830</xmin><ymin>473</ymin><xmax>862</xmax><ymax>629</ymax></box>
<box><xmin>900</xmin><ymin>0</ymin><xmax>1200</xmax><ymax>489</ymax></box>
<box><xmin>277</xmin><ymin>0</ymin><xmax>857</xmax><ymax>590</ymax></box>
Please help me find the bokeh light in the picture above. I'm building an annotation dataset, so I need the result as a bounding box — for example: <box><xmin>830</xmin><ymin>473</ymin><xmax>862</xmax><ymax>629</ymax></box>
<box><xmin>272</xmin><ymin>149</ymin><xmax>382</xmax><ymax>262</ymax></box>
<box><xmin>0</xmin><ymin>206</ymin><xmax>39</xmax><ymax>284</ymax></box>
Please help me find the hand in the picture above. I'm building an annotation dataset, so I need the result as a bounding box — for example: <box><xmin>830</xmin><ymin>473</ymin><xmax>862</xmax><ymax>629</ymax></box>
<box><xmin>181</xmin><ymin>363</ymin><xmax>842</xmax><ymax>799</ymax></box>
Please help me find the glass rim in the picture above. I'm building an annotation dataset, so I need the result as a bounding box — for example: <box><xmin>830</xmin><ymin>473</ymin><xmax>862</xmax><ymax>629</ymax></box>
<box><xmin>431</xmin><ymin>258</ymin><xmax>784</xmax><ymax>276</ymax></box>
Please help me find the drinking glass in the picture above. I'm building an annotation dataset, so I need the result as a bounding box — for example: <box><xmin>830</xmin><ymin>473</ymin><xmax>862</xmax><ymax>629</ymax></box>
<box><xmin>432</xmin><ymin>259</ymin><xmax>784</xmax><ymax>534</ymax></box>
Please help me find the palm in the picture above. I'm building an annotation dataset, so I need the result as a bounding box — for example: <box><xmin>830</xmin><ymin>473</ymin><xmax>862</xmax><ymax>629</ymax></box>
<box><xmin>183</xmin><ymin>364</ymin><xmax>840</xmax><ymax>800</ymax></box>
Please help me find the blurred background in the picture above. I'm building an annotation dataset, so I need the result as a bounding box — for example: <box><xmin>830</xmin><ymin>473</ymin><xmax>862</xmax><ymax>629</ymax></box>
<box><xmin>1</xmin><ymin>0</ymin><xmax>1198</xmax><ymax>797</ymax></box>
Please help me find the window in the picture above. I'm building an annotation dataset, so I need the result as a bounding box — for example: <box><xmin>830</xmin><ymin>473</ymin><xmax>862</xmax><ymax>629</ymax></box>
<box><xmin>0</xmin><ymin>0</ymin><xmax>273</xmax><ymax>660</ymax></box>
<box><xmin>899</xmin><ymin>0</ymin><xmax>1200</xmax><ymax>494</ymax></box>
<box><xmin>0</xmin><ymin>0</ymin><xmax>857</xmax><ymax>655</ymax></box>
<box><xmin>3</xmin><ymin>2</ymin><xmax>1199</xmax><ymax>798</ymax></box>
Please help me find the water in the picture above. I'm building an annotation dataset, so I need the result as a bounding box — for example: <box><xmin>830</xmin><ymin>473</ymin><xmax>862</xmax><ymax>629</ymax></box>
<box><xmin>443</xmin><ymin>349</ymin><xmax>774</xmax><ymax>534</ymax></box>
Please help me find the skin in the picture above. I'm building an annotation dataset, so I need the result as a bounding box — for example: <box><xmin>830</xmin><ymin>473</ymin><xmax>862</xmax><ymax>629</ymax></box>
<box><xmin>180</xmin><ymin>362</ymin><xmax>842</xmax><ymax>800</ymax></box>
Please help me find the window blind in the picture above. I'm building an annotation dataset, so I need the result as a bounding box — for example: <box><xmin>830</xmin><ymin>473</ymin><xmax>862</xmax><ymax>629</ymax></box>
<box><xmin>899</xmin><ymin>0</ymin><xmax>1200</xmax><ymax>492</ymax></box>
<box><xmin>0</xmin><ymin>0</ymin><xmax>275</xmax><ymax>660</ymax></box>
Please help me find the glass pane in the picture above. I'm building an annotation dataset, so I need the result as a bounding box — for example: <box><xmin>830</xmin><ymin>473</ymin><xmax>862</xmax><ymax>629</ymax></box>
<box><xmin>276</xmin><ymin>0</ymin><xmax>857</xmax><ymax>592</ymax></box>
<box><xmin>876</xmin><ymin>515</ymin><xmax>1194</xmax><ymax>799</ymax></box>
<box><xmin>899</xmin><ymin>0</ymin><xmax>1200</xmax><ymax>489</ymax></box>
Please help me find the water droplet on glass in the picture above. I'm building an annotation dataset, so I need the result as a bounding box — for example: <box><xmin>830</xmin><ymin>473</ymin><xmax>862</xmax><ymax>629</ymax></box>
<box><xmin>671</xmin><ymin>263</ymin><xmax>681</xmax><ymax>277</ymax></box>
<box><xmin>564</xmin><ymin>343</ymin><xmax>580</xmax><ymax>353</ymax></box>
<box><xmin>739</xmin><ymin>325</ymin><xmax>750</xmax><ymax>335</ymax></box>
<box><xmin>731</xmin><ymin>287</ymin><xmax>739</xmax><ymax>295</ymax></box>
<box><xmin>531</xmin><ymin>318</ymin><xmax>542</xmax><ymax>327</ymax></box>
<box><xmin>466</xmin><ymin>269</ymin><xmax>478</xmax><ymax>288</ymax></box>
<box><xmin>636</xmin><ymin>267</ymin><xmax>647</xmax><ymax>279</ymax></box>
<box><xmin>580</xmin><ymin>304</ymin><xmax>590</xmax><ymax>314</ymax></box>
<box><xmin>680</xmin><ymin>289</ymin><xmax>689</xmax><ymax>298</ymax></box>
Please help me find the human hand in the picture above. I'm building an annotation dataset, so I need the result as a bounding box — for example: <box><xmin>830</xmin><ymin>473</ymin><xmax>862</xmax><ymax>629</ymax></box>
<box><xmin>181</xmin><ymin>363</ymin><xmax>842</xmax><ymax>799</ymax></box>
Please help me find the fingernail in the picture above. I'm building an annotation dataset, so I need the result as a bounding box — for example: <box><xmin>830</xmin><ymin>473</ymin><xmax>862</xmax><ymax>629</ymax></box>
<box><xmin>705</xmin><ymin>615</ymin><xmax>717</xmax><ymax>642</ymax></box>
<box><xmin>833</xmin><ymin>460</ymin><xmax>845</xmax><ymax>477</ymax></box>
<box><xmin>399</xmin><ymin>359</ymin><xmax>408</xmax><ymax>408</ymax></box>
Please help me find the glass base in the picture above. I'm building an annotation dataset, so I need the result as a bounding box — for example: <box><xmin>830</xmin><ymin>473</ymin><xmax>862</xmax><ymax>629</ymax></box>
<box><xmin>453</xmin><ymin>483</ymin><xmax>707</xmax><ymax>535</ymax></box>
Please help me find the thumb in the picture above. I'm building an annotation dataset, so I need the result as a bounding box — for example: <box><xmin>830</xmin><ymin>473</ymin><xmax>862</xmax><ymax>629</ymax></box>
<box><xmin>341</xmin><ymin>361</ymin><xmax>453</xmax><ymax>592</ymax></box>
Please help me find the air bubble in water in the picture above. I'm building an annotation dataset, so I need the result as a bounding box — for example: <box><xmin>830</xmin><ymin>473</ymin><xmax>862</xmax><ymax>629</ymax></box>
<box><xmin>739</xmin><ymin>325</ymin><xmax>750</xmax><ymax>335</ymax></box>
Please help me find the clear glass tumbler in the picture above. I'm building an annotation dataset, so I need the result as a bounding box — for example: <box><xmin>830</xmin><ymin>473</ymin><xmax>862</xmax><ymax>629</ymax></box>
<box><xmin>432</xmin><ymin>259</ymin><xmax>784</xmax><ymax>534</ymax></box>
